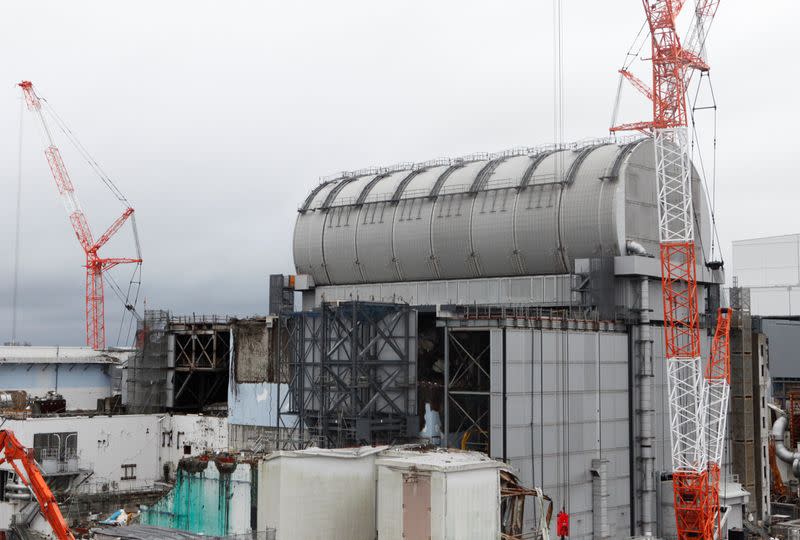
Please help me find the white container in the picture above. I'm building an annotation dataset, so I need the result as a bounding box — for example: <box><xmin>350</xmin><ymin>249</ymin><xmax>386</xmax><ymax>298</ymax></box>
<box><xmin>258</xmin><ymin>446</ymin><xmax>387</xmax><ymax>540</ymax></box>
<box><xmin>376</xmin><ymin>449</ymin><xmax>504</xmax><ymax>540</ymax></box>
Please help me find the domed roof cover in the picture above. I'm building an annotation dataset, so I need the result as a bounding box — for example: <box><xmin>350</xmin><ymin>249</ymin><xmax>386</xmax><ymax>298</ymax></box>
<box><xmin>293</xmin><ymin>139</ymin><xmax>710</xmax><ymax>286</ymax></box>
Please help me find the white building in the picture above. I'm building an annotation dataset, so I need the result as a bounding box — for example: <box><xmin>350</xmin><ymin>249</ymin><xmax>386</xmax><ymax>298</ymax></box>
<box><xmin>732</xmin><ymin>233</ymin><xmax>800</xmax><ymax>316</ymax></box>
<box><xmin>0</xmin><ymin>413</ymin><xmax>228</xmax><ymax>537</ymax></box>
<box><xmin>0</xmin><ymin>346</ymin><xmax>132</xmax><ymax>410</ymax></box>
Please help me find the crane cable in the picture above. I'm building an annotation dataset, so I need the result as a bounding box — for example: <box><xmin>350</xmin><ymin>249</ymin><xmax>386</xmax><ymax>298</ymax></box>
<box><xmin>688</xmin><ymin>71</ymin><xmax>723</xmax><ymax>267</ymax></box>
<box><xmin>25</xmin><ymin>88</ymin><xmax>144</xmax><ymax>347</ymax></box>
<box><xmin>610</xmin><ymin>19</ymin><xmax>649</xmax><ymax>132</ymax></box>
<box><xmin>11</xmin><ymin>96</ymin><xmax>25</xmax><ymax>345</ymax></box>
<box><xmin>553</xmin><ymin>0</ymin><xmax>571</xmax><ymax>514</ymax></box>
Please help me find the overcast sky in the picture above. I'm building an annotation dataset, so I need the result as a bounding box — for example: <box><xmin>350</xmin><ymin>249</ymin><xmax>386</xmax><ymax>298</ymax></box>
<box><xmin>1</xmin><ymin>1</ymin><xmax>796</xmax><ymax>346</ymax></box>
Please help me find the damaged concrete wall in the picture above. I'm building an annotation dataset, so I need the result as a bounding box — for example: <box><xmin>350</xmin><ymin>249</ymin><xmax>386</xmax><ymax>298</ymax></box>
<box><xmin>234</xmin><ymin>318</ymin><xmax>272</xmax><ymax>383</ymax></box>
<box><xmin>141</xmin><ymin>457</ymin><xmax>253</xmax><ymax>536</ymax></box>
<box><xmin>0</xmin><ymin>414</ymin><xmax>228</xmax><ymax>493</ymax></box>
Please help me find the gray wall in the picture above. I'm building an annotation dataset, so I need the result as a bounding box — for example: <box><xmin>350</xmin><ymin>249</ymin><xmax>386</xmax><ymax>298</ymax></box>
<box><xmin>489</xmin><ymin>328</ymin><xmax>630</xmax><ymax>540</ymax></box>
<box><xmin>759</xmin><ymin>318</ymin><xmax>800</xmax><ymax>379</ymax></box>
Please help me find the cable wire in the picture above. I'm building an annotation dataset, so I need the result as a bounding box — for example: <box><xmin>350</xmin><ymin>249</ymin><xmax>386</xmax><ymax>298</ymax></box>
<box><xmin>11</xmin><ymin>97</ymin><xmax>25</xmax><ymax>344</ymax></box>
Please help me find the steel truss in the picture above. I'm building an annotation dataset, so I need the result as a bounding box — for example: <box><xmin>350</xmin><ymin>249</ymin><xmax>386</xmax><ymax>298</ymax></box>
<box><xmin>443</xmin><ymin>328</ymin><xmax>491</xmax><ymax>453</ymax></box>
<box><xmin>276</xmin><ymin>302</ymin><xmax>417</xmax><ymax>449</ymax></box>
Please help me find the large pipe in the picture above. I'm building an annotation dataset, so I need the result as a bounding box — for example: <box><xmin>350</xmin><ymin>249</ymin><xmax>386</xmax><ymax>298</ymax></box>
<box><xmin>771</xmin><ymin>415</ymin><xmax>800</xmax><ymax>475</ymax></box>
<box><xmin>591</xmin><ymin>458</ymin><xmax>611</xmax><ymax>539</ymax></box>
<box><xmin>638</xmin><ymin>276</ymin><xmax>656</xmax><ymax>534</ymax></box>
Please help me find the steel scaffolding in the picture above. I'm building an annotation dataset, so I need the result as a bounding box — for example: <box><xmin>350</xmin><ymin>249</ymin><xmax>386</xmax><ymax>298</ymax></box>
<box><xmin>276</xmin><ymin>302</ymin><xmax>417</xmax><ymax>449</ymax></box>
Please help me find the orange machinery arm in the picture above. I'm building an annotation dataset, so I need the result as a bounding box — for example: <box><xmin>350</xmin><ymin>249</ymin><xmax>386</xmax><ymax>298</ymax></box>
<box><xmin>0</xmin><ymin>430</ymin><xmax>75</xmax><ymax>540</ymax></box>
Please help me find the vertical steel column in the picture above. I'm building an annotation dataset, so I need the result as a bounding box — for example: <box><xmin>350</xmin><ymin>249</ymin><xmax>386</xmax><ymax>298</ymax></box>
<box><xmin>443</xmin><ymin>325</ymin><xmax>450</xmax><ymax>448</ymax></box>
<box><xmin>639</xmin><ymin>276</ymin><xmax>656</xmax><ymax>535</ymax></box>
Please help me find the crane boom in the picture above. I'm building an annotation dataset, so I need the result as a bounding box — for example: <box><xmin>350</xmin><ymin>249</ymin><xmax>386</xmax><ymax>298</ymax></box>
<box><xmin>18</xmin><ymin>81</ymin><xmax>142</xmax><ymax>350</ymax></box>
<box><xmin>0</xmin><ymin>430</ymin><xmax>75</xmax><ymax>540</ymax></box>
<box><xmin>611</xmin><ymin>2</ymin><xmax>727</xmax><ymax>538</ymax></box>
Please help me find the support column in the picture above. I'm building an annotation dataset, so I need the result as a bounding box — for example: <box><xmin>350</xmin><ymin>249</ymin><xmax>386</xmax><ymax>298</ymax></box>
<box><xmin>638</xmin><ymin>276</ymin><xmax>656</xmax><ymax>535</ymax></box>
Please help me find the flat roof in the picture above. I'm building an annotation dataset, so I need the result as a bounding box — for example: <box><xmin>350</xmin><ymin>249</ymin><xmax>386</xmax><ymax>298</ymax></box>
<box><xmin>0</xmin><ymin>346</ymin><xmax>134</xmax><ymax>365</ymax></box>
<box><xmin>376</xmin><ymin>448</ymin><xmax>506</xmax><ymax>473</ymax></box>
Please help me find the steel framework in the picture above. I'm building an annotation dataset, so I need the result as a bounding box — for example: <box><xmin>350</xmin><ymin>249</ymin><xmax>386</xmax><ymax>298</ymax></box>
<box><xmin>612</xmin><ymin>2</ymin><xmax>726</xmax><ymax>538</ymax></box>
<box><xmin>276</xmin><ymin>302</ymin><xmax>417</xmax><ymax>449</ymax></box>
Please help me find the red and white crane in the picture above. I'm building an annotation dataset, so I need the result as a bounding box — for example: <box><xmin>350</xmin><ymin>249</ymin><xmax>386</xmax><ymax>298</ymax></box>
<box><xmin>19</xmin><ymin>81</ymin><xmax>142</xmax><ymax>351</ymax></box>
<box><xmin>612</xmin><ymin>2</ymin><xmax>729</xmax><ymax>538</ymax></box>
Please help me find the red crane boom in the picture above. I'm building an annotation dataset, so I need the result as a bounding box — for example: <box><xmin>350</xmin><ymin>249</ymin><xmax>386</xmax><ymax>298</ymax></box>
<box><xmin>18</xmin><ymin>81</ymin><xmax>142</xmax><ymax>350</ymax></box>
<box><xmin>0</xmin><ymin>430</ymin><xmax>75</xmax><ymax>540</ymax></box>
<box><xmin>612</xmin><ymin>2</ymin><xmax>728</xmax><ymax>538</ymax></box>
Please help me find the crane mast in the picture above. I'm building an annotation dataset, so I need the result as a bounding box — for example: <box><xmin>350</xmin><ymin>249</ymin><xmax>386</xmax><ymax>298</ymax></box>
<box><xmin>612</xmin><ymin>1</ymin><xmax>728</xmax><ymax>538</ymax></box>
<box><xmin>19</xmin><ymin>81</ymin><xmax>141</xmax><ymax>351</ymax></box>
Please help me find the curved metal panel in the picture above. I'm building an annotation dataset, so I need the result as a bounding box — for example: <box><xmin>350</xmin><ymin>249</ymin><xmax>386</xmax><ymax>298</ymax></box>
<box><xmin>436</xmin><ymin>161</ymin><xmax>485</xmax><ymax>195</ymax></box>
<box><xmin>294</xmin><ymin>140</ymin><xmax>713</xmax><ymax>283</ymax></box>
<box><xmin>430</xmin><ymin>192</ymin><xmax>479</xmax><ymax>279</ymax></box>
<box><xmin>300</xmin><ymin>181</ymin><xmax>335</xmax><ymax>212</ymax></box>
<box><xmin>321</xmin><ymin>176</ymin><xmax>359</xmax><ymax>209</ymax></box>
<box><xmin>482</xmin><ymin>155</ymin><xmax>531</xmax><ymax>191</ymax></box>
<box><xmin>321</xmin><ymin>205</ymin><xmax>363</xmax><ymax>284</ymax></box>
<box><xmin>305</xmin><ymin>181</ymin><xmax>340</xmax><ymax>211</ymax></box>
<box><xmin>364</xmin><ymin>170</ymin><xmax>414</xmax><ymax>203</ymax></box>
<box><xmin>558</xmin><ymin>145</ymin><xmax>626</xmax><ymax>267</ymax></box>
<box><xmin>355</xmin><ymin>201</ymin><xmax>401</xmax><ymax>282</ymax></box>
<box><xmin>513</xmin><ymin>150</ymin><xmax>578</xmax><ymax>274</ymax></box>
<box><xmin>519</xmin><ymin>150</ymin><xmax>557</xmax><ymax>188</ymax></box>
<box><xmin>398</xmin><ymin>166</ymin><xmax>449</xmax><ymax>200</ymax></box>
<box><xmin>293</xmin><ymin>210</ymin><xmax>331</xmax><ymax>285</ymax></box>
<box><xmin>470</xmin><ymin>187</ymin><xmax>518</xmax><ymax>277</ymax></box>
<box><xmin>328</xmin><ymin>175</ymin><xmax>376</xmax><ymax>207</ymax></box>
<box><xmin>429</xmin><ymin>161</ymin><xmax>487</xmax><ymax>278</ymax></box>
<box><xmin>392</xmin><ymin>197</ymin><xmax>438</xmax><ymax>281</ymax></box>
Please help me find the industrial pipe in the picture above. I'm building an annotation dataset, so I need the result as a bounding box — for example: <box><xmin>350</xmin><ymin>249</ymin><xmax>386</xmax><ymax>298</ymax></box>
<box><xmin>626</xmin><ymin>240</ymin><xmax>649</xmax><ymax>257</ymax></box>
<box><xmin>591</xmin><ymin>459</ymin><xmax>611</xmax><ymax>539</ymax></box>
<box><xmin>771</xmin><ymin>415</ymin><xmax>800</xmax><ymax>476</ymax></box>
<box><xmin>638</xmin><ymin>276</ymin><xmax>656</xmax><ymax>534</ymax></box>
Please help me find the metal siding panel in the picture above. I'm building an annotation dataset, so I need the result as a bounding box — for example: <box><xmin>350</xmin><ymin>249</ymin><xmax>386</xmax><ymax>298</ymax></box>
<box><xmin>431</xmin><ymin>193</ymin><xmax>477</xmax><ymax>279</ymax></box>
<box><xmin>365</xmin><ymin>170</ymin><xmax>413</xmax><ymax>202</ymax></box>
<box><xmin>732</xmin><ymin>234</ymin><xmax>800</xmax><ymax>288</ymax></box>
<box><xmin>294</xmin><ymin>210</ymin><xmax>330</xmax><ymax>285</ymax></box>
<box><xmin>355</xmin><ymin>202</ymin><xmax>401</xmax><ymax>283</ymax></box>
<box><xmin>438</xmin><ymin>160</ymin><xmax>485</xmax><ymax>193</ymax></box>
<box><xmin>399</xmin><ymin>166</ymin><xmax>449</xmax><ymax>199</ymax></box>
<box><xmin>471</xmin><ymin>187</ymin><xmax>519</xmax><ymax>276</ymax></box>
<box><xmin>483</xmin><ymin>155</ymin><xmax>531</xmax><ymax>190</ymax></box>
<box><xmin>307</xmin><ymin>181</ymin><xmax>339</xmax><ymax>210</ymax></box>
<box><xmin>322</xmin><ymin>205</ymin><xmax>362</xmax><ymax>284</ymax></box>
<box><xmin>393</xmin><ymin>198</ymin><xmax>437</xmax><ymax>281</ymax></box>
<box><xmin>330</xmin><ymin>175</ymin><xmax>376</xmax><ymax>207</ymax></box>
<box><xmin>559</xmin><ymin>145</ymin><xmax>623</xmax><ymax>263</ymax></box>
<box><xmin>513</xmin><ymin>150</ymin><xmax>577</xmax><ymax>274</ymax></box>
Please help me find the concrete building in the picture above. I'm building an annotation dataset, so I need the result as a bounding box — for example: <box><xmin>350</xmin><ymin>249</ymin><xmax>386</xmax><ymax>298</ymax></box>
<box><xmin>0</xmin><ymin>413</ymin><xmax>228</xmax><ymax>537</ymax></box>
<box><xmin>282</xmin><ymin>138</ymin><xmax>758</xmax><ymax>539</ymax></box>
<box><xmin>0</xmin><ymin>346</ymin><xmax>131</xmax><ymax>410</ymax></box>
